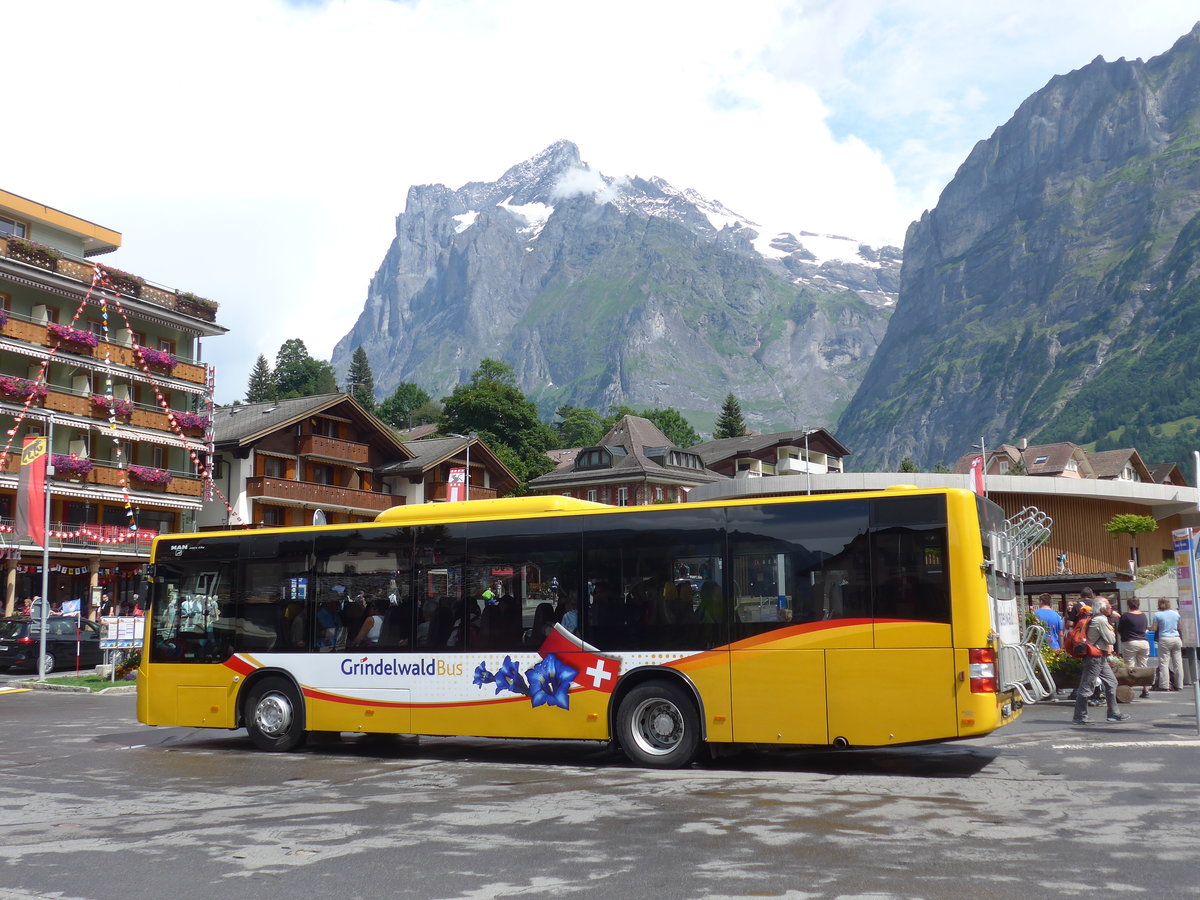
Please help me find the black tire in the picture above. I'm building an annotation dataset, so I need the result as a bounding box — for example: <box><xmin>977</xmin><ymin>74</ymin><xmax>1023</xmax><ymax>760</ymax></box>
<box><xmin>244</xmin><ymin>677</ymin><xmax>308</xmax><ymax>752</ymax></box>
<box><xmin>615</xmin><ymin>680</ymin><xmax>701</xmax><ymax>768</ymax></box>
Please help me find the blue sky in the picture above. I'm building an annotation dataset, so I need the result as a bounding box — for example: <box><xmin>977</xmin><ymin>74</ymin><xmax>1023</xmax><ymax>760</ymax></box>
<box><xmin>5</xmin><ymin>1</ymin><xmax>1199</xmax><ymax>402</ymax></box>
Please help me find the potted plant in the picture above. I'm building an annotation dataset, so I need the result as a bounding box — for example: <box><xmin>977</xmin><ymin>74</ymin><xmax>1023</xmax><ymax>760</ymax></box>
<box><xmin>6</xmin><ymin>237</ymin><xmax>62</xmax><ymax>271</ymax></box>
<box><xmin>1040</xmin><ymin>647</ymin><xmax>1084</xmax><ymax>690</ymax></box>
<box><xmin>175</xmin><ymin>292</ymin><xmax>218</xmax><ymax>321</ymax></box>
<box><xmin>0</xmin><ymin>375</ymin><xmax>47</xmax><ymax>401</ymax></box>
<box><xmin>90</xmin><ymin>394</ymin><xmax>134</xmax><ymax>419</ymax></box>
<box><xmin>52</xmin><ymin>454</ymin><xmax>93</xmax><ymax>479</ymax></box>
<box><xmin>172</xmin><ymin>411</ymin><xmax>210</xmax><ymax>431</ymax></box>
<box><xmin>128</xmin><ymin>464</ymin><xmax>173</xmax><ymax>486</ymax></box>
<box><xmin>99</xmin><ymin>265</ymin><xmax>144</xmax><ymax>298</ymax></box>
<box><xmin>47</xmin><ymin>323</ymin><xmax>100</xmax><ymax>349</ymax></box>
<box><xmin>139</xmin><ymin>347</ymin><xmax>177</xmax><ymax>370</ymax></box>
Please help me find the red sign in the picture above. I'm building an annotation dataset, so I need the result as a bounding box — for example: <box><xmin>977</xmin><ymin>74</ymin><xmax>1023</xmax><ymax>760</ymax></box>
<box><xmin>447</xmin><ymin>466</ymin><xmax>466</xmax><ymax>502</ymax></box>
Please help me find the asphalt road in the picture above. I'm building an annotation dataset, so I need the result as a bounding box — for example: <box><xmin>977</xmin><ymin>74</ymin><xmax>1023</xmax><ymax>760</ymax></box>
<box><xmin>1</xmin><ymin>682</ymin><xmax>1199</xmax><ymax>900</ymax></box>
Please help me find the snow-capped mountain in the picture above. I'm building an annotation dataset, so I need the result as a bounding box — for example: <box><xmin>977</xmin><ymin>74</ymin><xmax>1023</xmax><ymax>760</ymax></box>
<box><xmin>331</xmin><ymin>140</ymin><xmax>895</xmax><ymax>434</ymax></box>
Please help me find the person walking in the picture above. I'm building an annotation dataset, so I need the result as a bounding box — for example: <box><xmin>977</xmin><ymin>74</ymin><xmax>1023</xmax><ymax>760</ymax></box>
<box><xmin>1117</xmin><ymin>597</ymin><xmax>1152</xmax><ymax>699</ymax></box>
<box><xmin>1034</xmin><ymin>593</ymin><xmax>1063</xmax><ymax>649</ymax></box>
<box><xmin>1073</xmin><ymin>598</ymin><xmax>1130</xmax><ymax>725</ymax></box>
<box><xmin>1151</xmin><ymin>598</ymin><xmax>1184</xmax><ymax>691</ymax></box>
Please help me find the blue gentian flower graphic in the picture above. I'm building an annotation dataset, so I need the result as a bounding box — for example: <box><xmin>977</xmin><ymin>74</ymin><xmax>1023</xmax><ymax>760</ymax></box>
<box><xmin>494</xmin><ymin>655</ymin><xmax>528</xmax><ymax>695</ymax></box>
<box><xmin>526</xmin><ymin>654</ymin><xmax>578</xmax><ymax>710</ymax></box>
<box><xmin>473</xmin><ymin>661</ymin><xmax>495</xmax><ymax>688</ymax></box>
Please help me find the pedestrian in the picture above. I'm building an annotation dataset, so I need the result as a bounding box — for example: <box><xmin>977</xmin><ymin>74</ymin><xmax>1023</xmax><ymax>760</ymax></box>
<box><xmin>1073</xmin><ymin>598</ymin><xmax>1130</xmax><ymax>725</ymax></box>
<box><xmin>1150</xmin><ymin>598</ymin><xmax>1184</xmax><ymax>691</ymax></box>
<box><xmin>1034</xmin><ymin>593</ymin><xmax>1063</xmax><ymax>649</ymax></box>
<box><xmin>1117</xmin><ymin>597</ymin><xmax>1152</xmax><ymax>698</ymax></box>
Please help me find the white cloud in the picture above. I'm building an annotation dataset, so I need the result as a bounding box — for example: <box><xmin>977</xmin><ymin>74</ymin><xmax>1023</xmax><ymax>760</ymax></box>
<box><xmin>551</xmin><ymin>167</ymin><xmax>607</xmax><ymax>201</ymax></box>
<box><xmin>4</xmin><ymin>0</ymin><xmax>1198</xmax><ymax>401</ymax></box>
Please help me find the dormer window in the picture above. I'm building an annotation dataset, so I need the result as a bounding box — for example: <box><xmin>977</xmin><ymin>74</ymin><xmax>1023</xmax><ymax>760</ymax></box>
<box><xmin>1034</xmin><ymin>456</ymin><xmax>1049</xmax><ymax>465</ymax></box>
<box><xmin>575</xmin><ymin>448</ymin><xmax>611</xmax><ymax>470</ymax></box>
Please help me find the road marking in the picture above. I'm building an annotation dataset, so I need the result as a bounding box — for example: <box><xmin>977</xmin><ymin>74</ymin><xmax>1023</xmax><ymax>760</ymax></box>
<box><xmin>1053</xmin><ymin>740</ymin><xmax>1200</xmax><ymax>749</ymax></box>
<box><xmin>0</xmin><ymin>688</ymin><xmax>31</xmax><ymax>694</ymax></box>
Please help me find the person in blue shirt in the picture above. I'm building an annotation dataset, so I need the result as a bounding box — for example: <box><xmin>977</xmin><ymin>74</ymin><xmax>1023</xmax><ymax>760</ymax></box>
<box><xmin>1034</xmin><ymin>593</ymin><xmax>1063</xmax><ymax>649</ymax></box>
<box><xmin>1151</xmin><ymin>598</ymin><xmax>1184</xmax><ymax>691</ymax></box>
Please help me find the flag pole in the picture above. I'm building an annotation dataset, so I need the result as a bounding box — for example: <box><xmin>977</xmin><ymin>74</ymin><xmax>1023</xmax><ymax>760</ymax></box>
<box><xmin>36</xmin><ymin>417</ymin><xmax>53</xmax><ymax>680</ymax></box>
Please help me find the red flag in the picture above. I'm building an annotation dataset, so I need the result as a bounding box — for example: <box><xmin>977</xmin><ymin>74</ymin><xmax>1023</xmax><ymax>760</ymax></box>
<box><xmin>538</xmin><ymin>624</ymin><xmax>620</xmax><ymax>693</ymax></box>
<box><xmin>16</xmin><ymin>436</ymin><xmax>47</xmax><ymax>548</ymax></box>
<box><xmin>968</xmin><ymin>455</ymin><xmax>985</xmax><ymax>496</ymax></box>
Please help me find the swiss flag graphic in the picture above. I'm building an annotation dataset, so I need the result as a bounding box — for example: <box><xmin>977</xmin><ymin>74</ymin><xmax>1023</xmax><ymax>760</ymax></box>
<box><xmin>538</xmin><ymin>624</ymin><xmax>620</xmax><ymax>693</ymax></box>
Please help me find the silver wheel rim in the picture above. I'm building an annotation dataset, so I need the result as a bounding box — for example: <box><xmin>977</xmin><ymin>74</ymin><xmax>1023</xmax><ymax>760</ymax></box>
<box><xmin>630</xmin><ymin>696</ymin><xmax>685</xmax><ymax>757</ymax></box>
<box><xmin>254</xmin><ymin>692</ymin><xmax>294</xmax><ymax>738</ymax></box>
<box><xmin>40</xmin><ymin>654</ymin><xmax>54</xmax><ymax>674</ymax></box>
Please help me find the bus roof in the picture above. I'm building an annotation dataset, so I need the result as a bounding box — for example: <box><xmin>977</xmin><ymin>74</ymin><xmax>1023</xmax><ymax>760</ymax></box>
<box><xmin>373</xmin><ymin>495</ymin><xmax>608</xmax><ymax>524</ymax></box>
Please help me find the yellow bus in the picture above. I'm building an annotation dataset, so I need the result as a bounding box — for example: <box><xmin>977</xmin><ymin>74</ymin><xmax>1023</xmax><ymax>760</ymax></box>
<box><xmin>136</xmin><ymin>486</ymin><xmax>1023</xmax><ymax>767</ymax></box>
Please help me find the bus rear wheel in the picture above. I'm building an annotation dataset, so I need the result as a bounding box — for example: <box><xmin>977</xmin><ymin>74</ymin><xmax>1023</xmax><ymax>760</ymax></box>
<box><xmin>244</xmin><ymin>677</ymin><xmax>307</xmax><ymax>752</ymax></box>
<box><xmin>616</xmin><ymin>681</ymin><xmax>700</xmax><ymax>769</ymax></box>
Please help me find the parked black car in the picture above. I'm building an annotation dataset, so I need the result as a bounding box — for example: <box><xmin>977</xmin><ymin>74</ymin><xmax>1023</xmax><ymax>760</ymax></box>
<box><xmin>0</xmin><ymin>616</ymin><xmax>104</xmax><ymax>673</ymax></box>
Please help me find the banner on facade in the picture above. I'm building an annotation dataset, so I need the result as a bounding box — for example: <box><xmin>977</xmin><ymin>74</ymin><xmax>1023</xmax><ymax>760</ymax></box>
<box><xmin>447</xmin><ymin>466</ymin><xmax>467</xmax><ymax>502</ymax></box>
<box><xmin>15</xmin><ymin>436</ymin><xmax>47</xmax><ymax>548</ymax></box>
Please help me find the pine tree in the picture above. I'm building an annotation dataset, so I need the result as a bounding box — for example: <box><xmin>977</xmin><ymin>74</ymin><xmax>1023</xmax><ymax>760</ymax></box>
<box><xmin>713</xmin><ymin>392</ymin><xmax>747</xmax><ymax>439</ymax></box>
<box><xmin>274</xmin><ymin>339</ymin><xmax>337</xmax><ymax>399</ymax></box>
<box><xmin>346</xmin><ymin>346</ymin><xmax>376</xmax><ymax>410</ymax></box>
<box><xmin>245</xmin><ymin>354</ymin><xmax>275</xmax><ymax>403</ymax></box>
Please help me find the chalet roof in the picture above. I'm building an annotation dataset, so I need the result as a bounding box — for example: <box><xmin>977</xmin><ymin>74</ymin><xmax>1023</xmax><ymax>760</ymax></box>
<box><xmin>1088</xmin><ymin>448</ymin><xmax>1153</xmax><ymax>482</ymax></box>
<box><xmin>689</xmin><ymin>428</ymin><xmax>850</xmax><ymax>467</ymax></box>
<box><xmin>1148</xmin><ymin>462</ymin><xmax>1190</xmax><ymax>486</ymax></box>
<box><xmin>213</xmin><ymin>393</ymin><xmax>412</xmax><ymax>459</ymax></box>
<box><xmin>376</xmin><ymin>434</ymin><xmax>520</xmax><ymax>495</ymax></box>
<box><xmin>528</xmin><ymin>415</ymin><xmax>723</xmax><ymax>489</ymax></box>
<box><xmin>1020</xmin><ymin>442</ymin><xmax>1091</xmax><ymax>477</ymax></box>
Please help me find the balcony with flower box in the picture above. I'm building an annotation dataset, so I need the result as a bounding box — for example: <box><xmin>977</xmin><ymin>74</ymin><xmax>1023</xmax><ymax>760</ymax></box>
<box><xmin>245</xmin><ymin>476</ymin><xmax>397</xmax><ymax>513</ymax></box>
<box><xmin>48</xmin><ymin>456</ymin><xmax>203</xmax><ymax>497</ymax></box>
<box><xmin>0</xmin><ymin>314</ymin><xmax>208</xmax><ymax>385</ymax></box>
<box><xmin>0</xmin><ymin>236</ymin><xmax>221</xmax><ymax>325</ymax></box>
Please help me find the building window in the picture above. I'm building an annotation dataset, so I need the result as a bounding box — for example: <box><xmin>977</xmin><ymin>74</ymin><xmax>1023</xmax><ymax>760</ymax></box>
<box><xmin>262</xmin><ymin>456</ymin><xmax>286</xmax><ymax>478</ymax></box>
<box><xmin>64</xmin><ymin>501</ymin><xmax>96</xmax><ymax>525</ymax></box>
<box><xmin>0</xmin><ymin>293</ymin><xmax>10</xmax><ymax>311</ymax></box>
<box><xmin>131</xmin><ymin>331</ymin><xmax>147</xmax><ymax>348</ymax></box>
<box><xmin>310</xmin><ymin>463</ymin><xmax>334</xmax><ymax>484</ymax></box>
<box><xmin>0</xmin><ymin>215</ymin><xmax>27</xmax><ymax>238</ymax></box>
<box><xmin>157</xmin><ymin>338</ymin><xmax>176</xmax><ymax>354</ymax></box>
<box><xmin>617</xmin><ymin>487</ymin><xmax>629</xmax><ymax>506</ymax></box>
<box><xmin>586</xmin><ymin>489</ymin><xmax>597</xmax><ymax>502</ymax></box>
<box><xmin>1034</xmin><ymin>456</ymin><xmax>1049</xmax><ymax>465</ymax></box>
<box><xmin>260</xmin><ymin>506</ymin><xmax>284</xmax><ymax>527</ymax></box>
<box><xmin>655</xmin><ymin>486</ymin><xmax>664</xmax><ymax>501</ymax></box>
<box><xmin>998</xmin><ymin>460</ymin><xmax>1009</xmax><ymax>474</ymax></box>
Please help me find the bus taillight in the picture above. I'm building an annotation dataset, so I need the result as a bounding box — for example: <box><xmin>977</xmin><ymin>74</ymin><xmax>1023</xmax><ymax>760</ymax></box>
<box><xmin>968</xmin><ymin>648</ymin><xmax>997</xmax><ymax>693</ymax></box>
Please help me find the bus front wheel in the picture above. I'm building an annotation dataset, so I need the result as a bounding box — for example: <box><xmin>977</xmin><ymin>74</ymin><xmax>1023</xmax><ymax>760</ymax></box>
<box><xmin>616</xmin><ymin>681</ymin><xmax>700</xmax><ymax>768</ymax></box>
<box><xmin>244</xmin><ymin>678</ymin><xmax>308</xmax><ymax>752</ymax></box>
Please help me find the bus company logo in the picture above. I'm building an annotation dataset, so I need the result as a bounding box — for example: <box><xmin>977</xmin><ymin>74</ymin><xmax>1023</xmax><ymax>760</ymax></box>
<box><xmin>339</xmin><ymin>656</ymin><xmax>463</xmax><ymax>678</ymax></box>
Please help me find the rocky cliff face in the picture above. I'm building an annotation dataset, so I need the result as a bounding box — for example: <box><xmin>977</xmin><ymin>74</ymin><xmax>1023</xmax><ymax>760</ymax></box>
<box><xmin>331</xmin><ymin>141</ymin><xmax>897</xmax><ymax>433</ymax></box>
<box><xmin>837</xmin><ymin>24</ymin><xmax>1200</xmax><ymax>470</ymax></box>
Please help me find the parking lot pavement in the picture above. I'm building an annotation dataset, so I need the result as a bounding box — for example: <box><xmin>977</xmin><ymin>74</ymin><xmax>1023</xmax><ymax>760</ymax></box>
<box><xmin>2</xmin><ymin>685</ymin><xmax>1200</xmax><ymax>898</ymax></box>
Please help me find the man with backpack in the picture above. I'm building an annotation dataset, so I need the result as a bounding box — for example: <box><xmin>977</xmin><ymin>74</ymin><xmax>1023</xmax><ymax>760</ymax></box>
<box><xmin>1072</xmin><ymin>597</ymin><xmax>1131</xmax><ymax>726</ymax></box>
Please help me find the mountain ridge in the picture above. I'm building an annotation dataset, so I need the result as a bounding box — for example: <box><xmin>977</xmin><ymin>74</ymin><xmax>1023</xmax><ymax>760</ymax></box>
<box><xmin>332</xmin><ymin>141</ymin><xmax>899</xmax><ymax>434</ymax></box>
